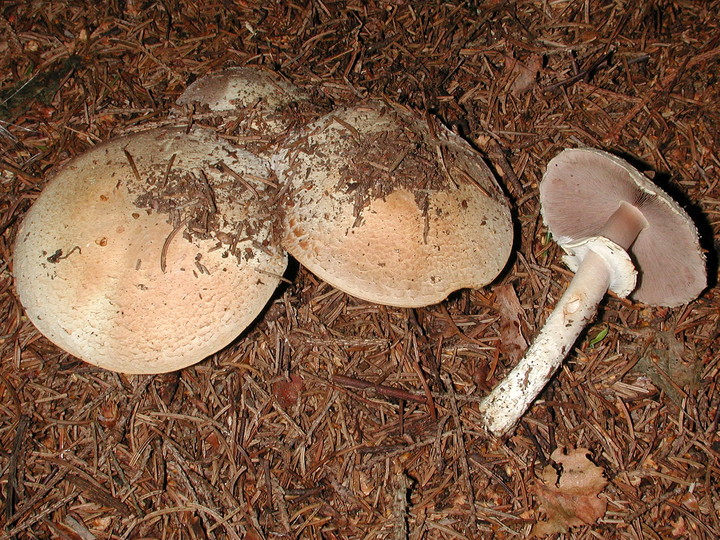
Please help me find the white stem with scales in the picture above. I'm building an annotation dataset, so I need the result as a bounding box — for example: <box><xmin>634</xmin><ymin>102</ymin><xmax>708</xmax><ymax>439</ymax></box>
<box><xmin>479</xmin><ymin>202</ymin><xmax>648</xmax><ymax>436</ymax></box>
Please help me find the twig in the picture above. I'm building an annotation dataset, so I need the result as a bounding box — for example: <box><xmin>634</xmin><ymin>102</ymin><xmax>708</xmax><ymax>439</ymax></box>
<box><xmin>411</xmin><ymin>335</ymin><xmax>437</xmax><ymax>420</ymax></box>
<box><xmin>392</xmin><ymin>472</ymin><xmax>410</xmax><ymax>540</ymax></box>
<box><xmin>4</xmin><ymin>468</ymin><xmax>68</xmax><ymax>529</ymax></box>
<box><xmin>5</xmin><ymin>493</ymin><xmax>78</xmax><ymax>537</ymax></box>
<box><xmin>5</xmin><ymin>416</ymin><xmax>29</xmax><ymax>525</ymax></box>
<box><xmin>442</xmin><ymin>373</ymin><xmax>477</xmax><ymax>519</ymax></box>
<box><xmin>123</xmin><ymin>148</ymin><xmax>143</xmax><ymax>185</ymax></box>
<box><xmin>485</xmin><ymin>138</ymin><xmax>524</xmax><ymax>198</ymax></box>
<box><xmin>160</xmin><ymin>216</ymin><xmax>190</xmax><ymax>273</ymax></box>
<box><xmin>161</xmin><ymin>153</ymin><xmax>176</xmax><ymax>188</ymax></box>
<box><xmin>331</xmin><ymin>374</ymin><xmax>428</xmax><ymax>404</ymax></box>
<box><xmin>542</xmin><ymin>47</ymin><xmax>616</xmax><ymax>92</ymax></box>
<box><xmin>216</xmin><ymin>160</ymin><xmax>259</xmax><ymax>198</ymax></box>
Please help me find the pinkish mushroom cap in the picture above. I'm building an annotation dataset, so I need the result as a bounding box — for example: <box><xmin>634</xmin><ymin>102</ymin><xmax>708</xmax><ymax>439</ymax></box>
<box><xmin>540</xmin><ymin>148</ymin><xmax>706</xmax><ymax>306</ymax></box>
<box><xmin>173</xmin><ymin>66</ymin><xmax>326</xmax><ymax>149</ymax></box>
<box><xmin>176</xmin><ymin>67</ymin><xmax>304</xmax><ymax>114</ymax></box>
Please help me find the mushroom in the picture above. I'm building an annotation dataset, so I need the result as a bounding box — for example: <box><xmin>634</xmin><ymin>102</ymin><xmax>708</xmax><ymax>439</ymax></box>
<box><xmin>172</xmin><ymin>66</ymin><xmax>326</xmax><ymax>151</ymax></box>
<box><xmin>272</xmin><ymin>99</ymin><xmax>514</xmax><ymax>307</ymax></box>
<box><xmin>13</xmin><ymin>126</ymin><xmax>286</xmax><ymax>374</ymax></box>
<box><xmin>478</xmin><ymin>147</ymin><xmax>707</xmax><ymax>436</ymax></box>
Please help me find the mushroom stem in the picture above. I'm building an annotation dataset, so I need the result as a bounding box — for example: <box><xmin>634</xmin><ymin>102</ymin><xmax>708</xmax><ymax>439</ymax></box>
<box><xmin>479</xmin><ymin>202</ymin><xmax>649</xmax><ymax>436</ymax></box>
<box><xmin>478</xmin><ymin>250</ymin><xmax>612</xmax><ymax>435</ymax></box>
<box><xmin>598</xmin><ymin>201</ymin><xmax>648</xmax><ymax>251</ymax></box>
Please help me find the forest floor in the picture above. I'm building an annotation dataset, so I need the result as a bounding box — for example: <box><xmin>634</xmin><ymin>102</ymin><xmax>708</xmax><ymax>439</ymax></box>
<box><xmin>1</xmin><ymin>1</ymin><xmax>719</xmax><ymax>538</ymax></box>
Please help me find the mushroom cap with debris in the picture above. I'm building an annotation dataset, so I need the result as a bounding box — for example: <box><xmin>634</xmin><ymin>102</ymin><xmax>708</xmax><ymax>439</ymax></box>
<box><xmin>272</xmin><ymin>100</ymin><xmax>514</xmax><ymax>307</ymax></box>
<box><xmin>173</xmin><ymin>66</ymin><xmax>326</xmax><ymax>149</ymax></box>
<box><xmin>13</xmin><ymin>127</ymin><xmax>287</xmax><ymax>374</ymax></box>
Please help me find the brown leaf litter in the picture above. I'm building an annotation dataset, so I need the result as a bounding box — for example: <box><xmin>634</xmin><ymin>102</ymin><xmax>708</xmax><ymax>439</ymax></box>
<box><xmin>1</xmin><ymin>1</ymin><xmax>719</xmax><ymax>538</ymax></box>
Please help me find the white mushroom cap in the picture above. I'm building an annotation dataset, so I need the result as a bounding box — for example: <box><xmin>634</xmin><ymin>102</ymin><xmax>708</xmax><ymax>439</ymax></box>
<box><xmin>177</xmin><ymin>67</ymin><xmax>303</xmax><ymax>113</ymax></box>
<box><xmin>173</xmin><ymin>66</ymin><xmax>323</xmax><ymax>144</ymax></box>
<box><xmin>272</xmin><ymin>100</ymin><xmax>513</xmax><ymax>307</ymax></box>
<box><xmin>540</xmin><ymin>148</ymin><xmax>706</xmax><ymax>306</ymax></box>
<box><xmin>13</xmin><ymin>127</ymin><xmax>286</xmax><ymax>374</ymax></box>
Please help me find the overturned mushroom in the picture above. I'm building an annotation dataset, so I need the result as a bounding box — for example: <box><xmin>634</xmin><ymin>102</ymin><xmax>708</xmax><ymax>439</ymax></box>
<box><xmin>272</xmin><ymin>100</ymin><xmax>514</xmax><ymax>307</ymax></box>
<box><xmin>13</xmin><ymin>127</ymin><xmax>286</xmax><ymax>374</ymax></box>
<box><xmin>478</xmin><ymin>147</ymin><xmax>706</xmax><ymax>436</ymax></box>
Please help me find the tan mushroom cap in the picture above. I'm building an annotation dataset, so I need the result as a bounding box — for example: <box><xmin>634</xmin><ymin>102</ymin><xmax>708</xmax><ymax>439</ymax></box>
<box><xmin>173</xmin><ymin>66</ymin><xmax>323</xmax><ymax>144</ymax></box>
<box><xmin>273</xmin><ymin>100</ymin><xmax>513</xmax><ymax>307</ymax></box>
<box><xmin>540</xmin><ymin>147</ymin><xmax>706</xmax><ymax>306</ymax></box>
<box><xmin>13</xmin><ymin>127</ymin><xmax>286</xmax><ymax>374</ymax></box>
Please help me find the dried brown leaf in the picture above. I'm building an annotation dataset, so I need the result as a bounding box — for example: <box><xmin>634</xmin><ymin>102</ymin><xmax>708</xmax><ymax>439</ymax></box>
<box><xmin>273</xmin><ymin>373</ymin><xmax>305</xmax><ymax>409</ymax></box>
<box><xmin>495</xmin><ymin>283</ymin><xmax>528</xmax><ymax>363</ymax></box>
<box><xmin>532</xmin><ymin>447</ymin><xmax>609</xmax><ymax>537</ymax></box>
<box><xmin>507</xmin><ymin>54</ymin><xmax>543</xmax><ymax>96</ymax></box>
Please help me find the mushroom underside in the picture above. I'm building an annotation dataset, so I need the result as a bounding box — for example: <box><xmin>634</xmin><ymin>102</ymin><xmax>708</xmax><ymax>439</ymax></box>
<box><xmin>478</xmin><ymin>147</ymin><xmax>706</xmax><ymax>436</ymax></box>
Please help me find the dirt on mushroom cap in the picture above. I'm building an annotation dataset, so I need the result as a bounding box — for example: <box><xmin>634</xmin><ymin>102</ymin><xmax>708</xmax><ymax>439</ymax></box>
<box><xmin>173</xmin><ymin>67</ymin><xmax>329</xmax><ymax>154</ymax></box>
<box><xmin>273</xmin><ymin>100</ymin><xmax>514</xmax><ymax>307</ymax></box>
<box><xmin>13</xmin><ymin>126</ymin><xmax>287</xmax><ymax>374</ymax></box>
